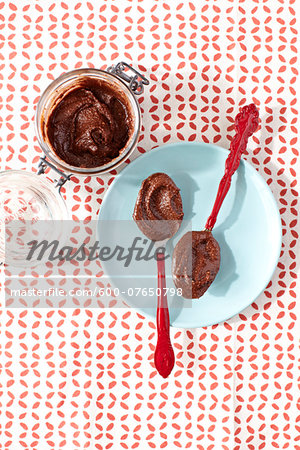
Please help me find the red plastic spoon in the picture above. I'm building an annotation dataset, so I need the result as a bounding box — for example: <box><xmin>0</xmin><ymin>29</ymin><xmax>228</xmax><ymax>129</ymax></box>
<box><xmin>173</xmin><ymin>103</ymin><xmax>260</xmax><ymax>299</ymax></box>
<box><xmin>205</xmin><ymin>103</ymin><xmax>260</xmax><ymax>231</ymax></box>
<box><xmin>154</xmin><ymin>250</ymin><xmax>175</xmax><ymax>378</ymax></box>
<box><xmin>133</xmin><ymin>173</ymin><xmax>183</xmax><ymax>378</ymax></box>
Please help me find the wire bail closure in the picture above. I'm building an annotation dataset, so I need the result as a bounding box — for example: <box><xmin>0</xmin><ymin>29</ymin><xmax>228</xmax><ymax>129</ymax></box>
<box><xmin>107</xmin><ymin>61</ymin><xmax>149</xmax><ymax>95</ymax></box>
<box><xmin>37</xmin><ymin>156</ymin><xmax>72</xmax><ymax>194</ymax></box>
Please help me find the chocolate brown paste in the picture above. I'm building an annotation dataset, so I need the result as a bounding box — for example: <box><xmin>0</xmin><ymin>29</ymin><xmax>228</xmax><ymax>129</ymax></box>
<box><xmin>172</xmin><ymin>230</ymin><xmax>220</xmax><ymax>298</ymax></box>
<box><xmin>45</xmin><ymin>78</ymin><xmax>133</xmax><ymax>168</ymax></box>
<box><xmin>133</xmin><ymin>173</ymin><xmax>184</xmax><ymax>241</ymax></box>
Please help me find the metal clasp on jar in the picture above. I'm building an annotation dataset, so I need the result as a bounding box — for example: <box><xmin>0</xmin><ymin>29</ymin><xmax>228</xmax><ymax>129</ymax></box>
<box><xmin>37</xmin><ymin>156</ymin><xmax>72</xmax><ymax>194</ymax></box>
<box><xmin>107</xmin><ymin>61</ymin><xmax>149</xmax><ymax>95</ymax></box>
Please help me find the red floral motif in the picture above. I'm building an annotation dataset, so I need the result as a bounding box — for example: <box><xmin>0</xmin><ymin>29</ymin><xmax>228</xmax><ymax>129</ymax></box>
<box><xmin>0</xmin><ymin>1</ymin><xmax>299</xmax><ymax>449</ymax></box>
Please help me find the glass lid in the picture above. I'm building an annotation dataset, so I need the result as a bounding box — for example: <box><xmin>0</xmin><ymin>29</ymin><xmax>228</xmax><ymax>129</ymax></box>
<box><xmin>0</xmin><ymin>170</ymin><xmax>68</xmax><ymax>266</ymax></box>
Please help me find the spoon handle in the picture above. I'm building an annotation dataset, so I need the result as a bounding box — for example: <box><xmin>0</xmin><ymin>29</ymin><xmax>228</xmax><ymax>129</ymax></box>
<box><xmin>205</xmin><ymin>103</ymin><xmax>260</xmax><ymax>231</ymax></box>
<box><xmin>154</xmin><ymin>252</ymin><xmax>175</xmax><ymax>378</ymax></box>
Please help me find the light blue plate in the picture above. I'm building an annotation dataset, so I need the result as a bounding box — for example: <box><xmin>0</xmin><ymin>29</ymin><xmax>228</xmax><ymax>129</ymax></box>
<box><xmin>98</xmin><ymin>142</ymin><xmax>281</xmax><ymax>328</ymax></box>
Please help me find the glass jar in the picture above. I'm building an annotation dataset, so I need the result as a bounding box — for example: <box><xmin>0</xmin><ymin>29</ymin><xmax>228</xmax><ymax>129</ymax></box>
<box><xmin>35</xmin><ymin>63</ymin><xmax>149</xmax><ymax>176</ymax></box>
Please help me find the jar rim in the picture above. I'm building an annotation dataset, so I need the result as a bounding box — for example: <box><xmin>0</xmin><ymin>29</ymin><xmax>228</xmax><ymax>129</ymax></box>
<box><xmin>35</xmin><ymin>68</ymin><xmax>141</xmax><ymax>176</ymax></box>
<box><xmin>0</xmin><ymin>169</ymin><xmax>68</xmax><ymax>215</ymax></box>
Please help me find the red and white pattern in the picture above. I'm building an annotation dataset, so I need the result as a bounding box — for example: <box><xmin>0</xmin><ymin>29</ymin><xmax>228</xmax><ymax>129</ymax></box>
<box><xmin>0</xmin><ymin>1</ymin><xmax>299</xmax><ymax>448</ymax></box>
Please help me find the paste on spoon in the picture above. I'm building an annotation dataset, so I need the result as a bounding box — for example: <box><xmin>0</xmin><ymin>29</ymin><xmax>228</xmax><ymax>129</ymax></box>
<box><xmin>133</xmin><ymin>172</ymin><xmax>184</xmax><ymax>241</ymax></box>
<box><xmin>172</xmin><ymin>231</ymin><xmax>220</xmax><ymax>299</ymax></box>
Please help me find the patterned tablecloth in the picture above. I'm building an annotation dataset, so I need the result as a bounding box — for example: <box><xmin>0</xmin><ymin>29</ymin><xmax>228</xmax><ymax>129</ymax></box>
<box><xmin>0</xmin><ymin>1</ymin><xmax>299</xmax><ymax>449</ymax></box>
